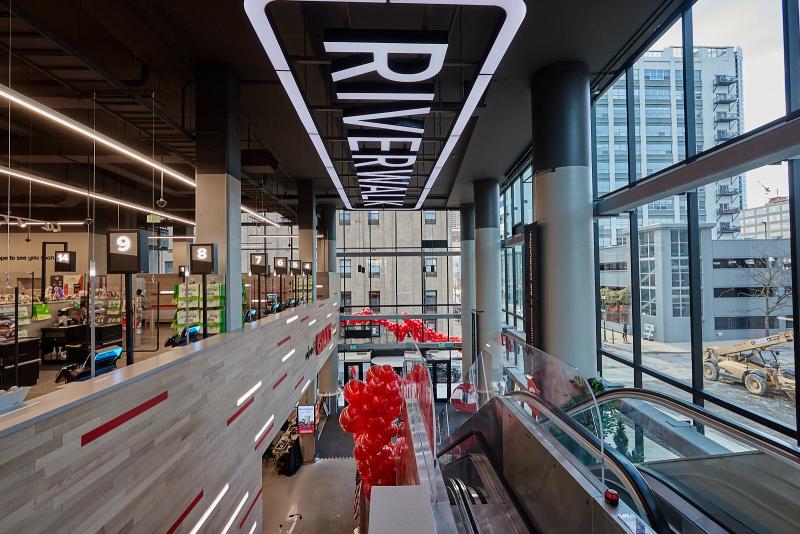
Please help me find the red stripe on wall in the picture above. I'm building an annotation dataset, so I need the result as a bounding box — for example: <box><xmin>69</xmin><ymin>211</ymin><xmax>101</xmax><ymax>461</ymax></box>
<box><xmin>277</xmin><ymin>335</ymin><xmax>292</xmax><ymax>347</ymax></box>
<box><xmin>300</xmin><ymin>315</ymin><xmax>309</xmax><ymax>322</ymax></box>
<box><xmin>81</xmin><ymin>391</ymin><xmax>168</xmax><ymax>446</ymax></box>
<box><xmin>238</xmin><ymin>488</ymin><xmax>263</xmax><ymax>529</ymax></box>
<box><xmin>226</xmin><ymin>397</ymin><xmax>254</xmax><ymax>426</ymax></box>
<box><xmin>272</xmin><ymin>373</ymin><xmax>288</xmax><ymax>390</ymax></box>
<box><xmin>166</xmin><ymin>490</ymin><xmax>203</xmax><ymax>534</ymax></box>
<box><xmin>254</xmin><ymin>423</ymin><xmax>274</xmax><ymax>450</ymax></box>
<box><xmin>319</xmin><ymin>303</ymin><xmax>325</xmax><ymax>308</ymax></box>
<box><xmin>294</xmin><ymin>375</ymin><xmax>304</xmax><ymax>389</ymax></box>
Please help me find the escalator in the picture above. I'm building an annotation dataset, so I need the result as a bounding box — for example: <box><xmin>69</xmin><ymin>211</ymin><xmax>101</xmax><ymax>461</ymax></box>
<box><xmin>409</xmin><ymin>332</ymin><xmax>800</xmax><ymax>533</ymax></box>
<box><xmin>567</xmin><ymin>388</ymin><xmax>800</xmax><ymax>534</ymax></box>
<box><xmin>436</xmin><ymin>390</ymin><xmax>670</xmax><ymax>534</ymax></box>
<box><xmin>434</xmin><ymin>382</ymin><xmax>800</xmax><ymax>533</ymax></box>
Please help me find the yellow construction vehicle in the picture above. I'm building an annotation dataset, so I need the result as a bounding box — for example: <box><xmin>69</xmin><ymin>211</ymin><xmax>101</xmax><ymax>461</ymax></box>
<box><xmin>704</xmin><ymin>331</ymin><xmax>795</xmax><ymax>400</ymax></box>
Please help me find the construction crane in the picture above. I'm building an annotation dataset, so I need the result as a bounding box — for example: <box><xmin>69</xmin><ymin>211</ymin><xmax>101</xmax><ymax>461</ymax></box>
<box><xmin>704</xmin><ymin>331</ymin><xmax>795</xmax><ymax>399</ymax></box>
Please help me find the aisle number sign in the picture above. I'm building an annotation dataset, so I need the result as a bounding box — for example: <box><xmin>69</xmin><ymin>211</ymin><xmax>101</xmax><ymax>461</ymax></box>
<box><xmin>274</xmin><ymin>257</ymin><xmax>288</xmax><ymax>275</ymax></box>
<box><xmin>250</xmin><ymin>253</ymin><xmax>268</xmax><ymax>275</ymax></box>
<box><xmin>107</xmin><ymin>230</ymin><xmax>148</xmax><ymax>273</ymax></box>
<box><xmin>290</xmin><ymin>260</ymin><xmax>302</xmax><ymax>275</ymax></box>
<box><xmin>54</xmin><ymin>251</ymin><xmax>77</xmax><ymax>272</ymax></box>
<box><xmin>302</xmin><ymin>262</ymin><xmax>313</xmax><ymax>275</ymax></box>
<box><xmin>190</xmin><ymin>244</ymin><xmax>217</xmax><ymax>275</ymax></box>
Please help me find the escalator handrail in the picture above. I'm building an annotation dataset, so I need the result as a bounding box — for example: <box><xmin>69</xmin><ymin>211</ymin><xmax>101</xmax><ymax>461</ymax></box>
<box><xmin>582</xmin><ymin>387</ymin><xmax>800</xmax><ymax>464</ymax></box>
<box><xmin>504</xmin><ymin>390</ymin><xmax>671</xmax><ymax>534</ymax></box>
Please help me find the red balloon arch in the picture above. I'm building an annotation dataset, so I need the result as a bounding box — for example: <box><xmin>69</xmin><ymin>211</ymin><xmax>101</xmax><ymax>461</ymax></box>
<box><xmin>340</xmin><ymin>307</ymin><xmax>462</xmax><ymax>345</ymax></box>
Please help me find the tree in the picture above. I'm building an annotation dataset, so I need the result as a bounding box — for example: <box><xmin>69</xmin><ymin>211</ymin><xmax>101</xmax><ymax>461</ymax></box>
<box><xmin>727</xmin><ymin>246</ymin><xmax>792</xmax><ymax>335</ymax></box>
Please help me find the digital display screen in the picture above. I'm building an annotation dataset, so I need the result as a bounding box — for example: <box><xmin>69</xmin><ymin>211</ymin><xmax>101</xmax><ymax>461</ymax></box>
<box><xmin>297</xmin><ymin>405</ymin><xmax>315</xmax><ymax>434</ymax></box>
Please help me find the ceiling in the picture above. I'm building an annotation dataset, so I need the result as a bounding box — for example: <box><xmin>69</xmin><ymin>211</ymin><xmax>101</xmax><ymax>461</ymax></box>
<box><xmin>0</xmin><ymin>0</ymin><xmax>682</xmax><ymax>229</ymax></box>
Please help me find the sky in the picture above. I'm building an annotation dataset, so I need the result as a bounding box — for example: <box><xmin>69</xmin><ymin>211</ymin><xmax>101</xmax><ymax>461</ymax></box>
<box><xmin>651</xmin><ymin>0</ymin><xmax>788</xmax><ymax>209</ymax></box>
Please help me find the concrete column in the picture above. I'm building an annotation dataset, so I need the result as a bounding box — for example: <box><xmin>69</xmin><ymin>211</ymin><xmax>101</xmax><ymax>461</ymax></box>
<box><xmin>297</xmin><ymin>179</ymin><xmax>317</xmax><ymax>302</ymax></box>
<box><xmin>318</xmin><ymin>204</ymin><xmax>337</xmax><ymax>273</ymax></box>
<box><xmin>459</xmin><ymin>204</ymin><xmax>476</xmax><ymax>374</ymax></box>
<box><xmin>473</xmin><ymin>180</ymin><xmax>502</xmax><ymax>367</ymax></box>
<box><xmin>195</xmin><ymin>64</ymin><xmax>243</xmax><ymax>332</ymax></box>
<box><xmin>532</xmin><ymin>62</ymin><xmax>596</xmax><ymax>376</ymax></box>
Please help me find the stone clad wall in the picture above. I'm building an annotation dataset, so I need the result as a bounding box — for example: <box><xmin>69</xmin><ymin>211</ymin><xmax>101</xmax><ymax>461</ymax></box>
<box><xmin>0</xmin><ymin>296</ymin><xmax>340</xmax><ymax>533</ymax></box>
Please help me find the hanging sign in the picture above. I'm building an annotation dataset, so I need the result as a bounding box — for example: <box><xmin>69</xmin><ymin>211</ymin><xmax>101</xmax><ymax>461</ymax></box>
<box><xmin>54</xmin><ymin>251</ymin><xmax>77</xmax><ymax>272</ymax></box>
<box><xmin>107</xmin><ymin>229</ymin><xmax>149</xmax><ymax>274</ymax></box>
<box><xmin>302</xmin><ymin>262</ymin><xmax>313</xmax><ymax>275</ymax></box>
<box><xmin>190</xmin><ymin>244</ymin><xmax>217</xmax><ymax>275</ymax></box>
<box><xmin>290</xmin><ymin>260</ymin><xmax>302</xmax><ymax>275</ymax></box>
<box><xmin>274</xmin><ymin>257</ymin><xmax>288</xmax><ymax>275</ymax></box>
<box><xmin>251</xmin><ymin>253</ymin><xmax>268</xmax><ymax>275</ymax></box>
<box><xmin>245</xmin><ymin>0</ymin><xmax>526</xmax><ymax>209</ymax></box>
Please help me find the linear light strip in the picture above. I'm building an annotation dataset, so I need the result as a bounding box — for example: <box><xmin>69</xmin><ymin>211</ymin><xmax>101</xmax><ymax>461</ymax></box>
<box><xmin>301</xmin><ymin>379</ymin><xmax>312</xmax><ymax>393</ymax></box>
<box><xmin>255</xmin><ymin>414</ymin><xmax>276</xmax><ymax>443</ymax></box>
<box><xmin>0</xmin><ymin>165</ymin><xmax>196</xmax><ymax>226</ymax></box>
<box><xmin>221</xmin><ymin>492</ymin><xmax>250</xmax><ymax>534</ymax></box>
<box><xmin>282</xmin><ymin>349</ymin><xmax>296</xmax><ymax>362</ymax></box>
<box><xmin>286</xmin><ymin>315</ymin><xmax>298</xmax><ymax>324</ymax></box>
<box><xmin>237</xmin><ymin>381</ymin><xmax>263</xmax><ymax>406</ymax></box>
<box><xmin>0</xmin><ymin>83</ymin><xmax>195</xmax><ymax>188</ymax></box>
<box><xmin>248</xmin><ymin>522</ymin><xmax>258</xmax><ymax>534</ymax></box>
<box><xmin>1</xmin><ymin>83</ymin><xmax>294</xmax><ymax>220</ymax></box>
<box><xmin>188</xmin><ymin>483</ymin><xmax>229</xmax><ymax>534</ymax></box>
<box><xmin>241</xmin><ymin>205</ymin><xmax>281</xmax><ymax>227</ymax></box>
<box><xmin>244</xmin><ymin>0</ymin><xmax>526</xmax><ymax>210</ymax></box>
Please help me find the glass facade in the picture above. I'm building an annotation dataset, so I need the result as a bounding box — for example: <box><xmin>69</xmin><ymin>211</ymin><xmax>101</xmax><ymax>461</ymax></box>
<box><xmin>591</xmin><ymin>0</ymin><xmax>798</xmax><ymax>444</ymax></box>
<box><xmin>336</xmin><ymin>210</ymin><xmax>462</xmax><ymax>380</ymax></box>
<box><xmin>497</xmin><ymin>0</ymin><xmax>799</xmax><ymax>444</ymax></box>
<box><xmin>500</xmin><ymin>165</ymin><xmax>532</xmax><ymax>330</ymax></box>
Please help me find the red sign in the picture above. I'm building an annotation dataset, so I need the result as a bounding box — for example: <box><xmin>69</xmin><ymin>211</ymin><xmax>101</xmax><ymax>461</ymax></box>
<box><xmin>315</xmin><ymin>324</ymin><xmax>333</xmax><ymax>355</ymax></box>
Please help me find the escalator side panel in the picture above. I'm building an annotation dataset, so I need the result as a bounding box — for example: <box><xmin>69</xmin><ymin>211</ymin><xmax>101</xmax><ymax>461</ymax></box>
<box><xmin>502</xmin><ymin>398</ymin><xmax>611</xmax><ymax>533</ymax></box>
<box><xmin>440</xmin><ymin>397</ymin><xmax>656</xmax><ymax>534</ymax></box>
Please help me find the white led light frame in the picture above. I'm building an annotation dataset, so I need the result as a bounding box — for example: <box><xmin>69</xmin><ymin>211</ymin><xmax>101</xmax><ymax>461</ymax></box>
<box><xmin>244</xmin><ymin>0</ymin><xmax>526</xmax><ymax>210</ymax></box>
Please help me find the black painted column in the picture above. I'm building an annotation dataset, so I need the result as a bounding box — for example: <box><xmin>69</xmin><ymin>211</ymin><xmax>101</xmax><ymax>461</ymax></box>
<box><xmin>532</xmin><ymin>62</ymin><xmax>596</xmax><ymax>375</ymax></box>
<box><xmin>195</xmin><ymin>64</ymin><xmax>243</xmax><ymax>331</ymax></box>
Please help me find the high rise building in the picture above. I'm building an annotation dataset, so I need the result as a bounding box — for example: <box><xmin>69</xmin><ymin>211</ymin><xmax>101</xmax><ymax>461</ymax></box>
<box><xmin>741</xmin><ymin>196</ymin><xmax>791</xmax><ymax>239</ymax></box>
<box><xmin>596</xmin><ymin>46</ymin><xmax>746</xmax><ymax>245</ymax></box>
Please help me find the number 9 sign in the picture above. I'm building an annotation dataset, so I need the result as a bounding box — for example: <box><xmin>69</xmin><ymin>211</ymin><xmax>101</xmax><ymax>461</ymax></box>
<box><xmin>107</xmin><ymin>230</ymin><xmax>148</xmax><ymax>273</ymax></box>
<box><xmin>116</xmin><ymin>235</ymin><xmax>131</xmax><ymax>252</ymax></box>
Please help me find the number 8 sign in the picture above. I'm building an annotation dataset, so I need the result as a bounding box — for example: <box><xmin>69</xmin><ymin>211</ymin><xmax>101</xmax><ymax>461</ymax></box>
<box><xmin>190</xmin><ymin>243</ymin><xmax>217</xmax><ymax>275</ymax></box>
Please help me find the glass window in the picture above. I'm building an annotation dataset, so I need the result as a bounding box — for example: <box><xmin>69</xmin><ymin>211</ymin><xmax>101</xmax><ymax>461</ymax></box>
<box><xmin>637</xmin><ymin>196</ymin><xmax>692</xmax><ymax>384</ymax></box>
<box><xmin>339</xmin><ymin>211</ymin><xmax>351</xmax><ymax>225</ymax></box>
<box><xmin>369</xmin><ymin>259</ymin><xmax>380</xmax><ymax>278</ymax></box>
<box><xmin>595</xmin><ymin>73</ymin><xmax>628</xmax><ymax>196</ymax></box>
<box><xmin>693</xmin><ymin>0</ymin><xmax>785</xmax><ymax>139</ymax></box>
<box><xmin>424</xmin><ymin>210</ymin><xmax>437</xmax><ymax>224</ymax></box>
<box><xmin>633</xmin><ymin>19</ymin><xmax>684</xmax><ymax>181</ymax></box>
<box><xmin>368</xmin><ymin>211</ymin><xmax>380</xmax><ymax>225</ymax></box>
<box><xmin>369</xmin><ymin>291</ymin><xmax>381</xmax><ymax>308</ymax></box>
<box><xmin>341</xmin><ymin>291</ymin><xmax>352</xmax><ymax>310</ymax></box>
<box><xmin>600</xmin><ymin>216</ymin><xmax>632</xmax><ymax>359</ymax></box>
<box><xmin>424</xmin><ymin>290</ymin><xmax>437</xmax><ymax>314</ymax></box>
<box><xmin>339</xmin><ymin>258</ymin><xmax>352</xmax><ymax>278</ymax></box>
<box><xmin>702</xmin><ymin>162</ymin><xmax>794</xmax><ymax>430</ymax></box>
<box><xmin>425</xmin><ymin>257</ymin><xmax>438</xmax><ymax>276</ymax></box>
<box><xmin>523</xmin><ymin>167</ymin><xmax>533</xmax><ymax>224</ymax></box>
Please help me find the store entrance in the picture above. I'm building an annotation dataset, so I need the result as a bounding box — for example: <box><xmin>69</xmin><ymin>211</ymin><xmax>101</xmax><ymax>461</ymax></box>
<box><xmin>428</xmin><ymin>360</ymin><xmax>452</xmax><ymax>403</ymax></box>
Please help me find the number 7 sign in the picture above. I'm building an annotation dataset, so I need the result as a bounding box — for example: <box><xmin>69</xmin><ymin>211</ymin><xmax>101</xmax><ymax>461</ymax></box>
<box><xmin>250</xmin><ymin>253</ymin><xmax>268</xmax><ymax>274</ymax></box>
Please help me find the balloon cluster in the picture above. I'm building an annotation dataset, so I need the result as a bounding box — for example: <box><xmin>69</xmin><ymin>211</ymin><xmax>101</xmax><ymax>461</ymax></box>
<box><xmin>342</xmin><ymin>307</ymin><xmax>461</xmax><ymax>344</ymax></box>
<box><xmin>339</xmin><ymin>365</ymin><xmax>404</xmax><ymax>499</ymax></box>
